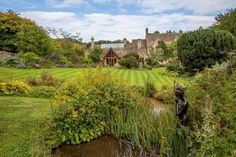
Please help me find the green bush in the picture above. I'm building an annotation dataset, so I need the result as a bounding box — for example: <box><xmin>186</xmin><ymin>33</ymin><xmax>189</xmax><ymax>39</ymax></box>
<box><xmin>167</xmin><ymin>65</ymin><xmax>182</xmax><ymax>72</ymax></box>
<box><xmin>143</xmin><ymin>64</ymin><xmax>152</xmax><ymax>70</ymax></box>
<box><xmin>177</xmin><ymin>29</ymin><xmax>236</xmax><ymax>71</ymax></box>
<box><xmin>172</xmin><ymin>63</ymin><xmax>236</xmax><ymax>156</ymax></box>
<box><xmin>118</xmin><ymin>52</ymin><xmax>140</xmax><ymax>68</ymax></box>
<box><xmin>18</xmin><ymin>52</ymin><xmax>41</xmax><ymax>66</ymax></box>
<box><xmin>6</xmin><ymin>56</ymin><xmax>20</xmax><ymax>66</ymax></box>
<box><xmin>26</xmin><ymin>72</ymin><xmax>63</xmax><ymax>87</ymax></box>
<box><xmin>49</xmin><ymin>69</ymin><xmax>139</xmax><ymax>147</ymax></box>
<box><xmin>0</xmin><ymin>80</ymin><xmax>31</xmax><ymax>96</ymax></box>
<box><xmin>31</xmin><ymin>86</ymin><xmax>56</xmax><ymax>98</ymax></box>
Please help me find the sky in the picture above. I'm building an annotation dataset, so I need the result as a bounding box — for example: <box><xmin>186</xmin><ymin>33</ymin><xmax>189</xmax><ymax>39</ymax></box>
<box><xmin>1</xmin><ymin>0</ymin><xmax>236</xmax><ymax>42</ymax></box>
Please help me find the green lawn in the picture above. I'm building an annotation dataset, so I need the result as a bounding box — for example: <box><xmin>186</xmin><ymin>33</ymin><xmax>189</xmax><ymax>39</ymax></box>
<box><xmin>0</xmin><ymin>67</ymin><xmax>190</xmax><ymax>89</ymax></box>
<box><xmin>0</xmin><ymin>96</ymin><xmax>50</xmax><ymax>157</ymax></box>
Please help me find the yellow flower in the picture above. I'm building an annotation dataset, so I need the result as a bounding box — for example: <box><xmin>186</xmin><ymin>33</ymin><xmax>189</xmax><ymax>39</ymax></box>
<box><xmin>71</xmin><ymin>110</ymin><xmax>78</xmax><ymax>118</ymax></box>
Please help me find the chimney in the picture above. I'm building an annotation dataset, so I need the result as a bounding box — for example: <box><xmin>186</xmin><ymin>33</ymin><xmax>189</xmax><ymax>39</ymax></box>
<box><xmin>145</xmin><ymin>27</ymin><xmax>149</xmax><ymax>36</ymax></box>
<box><xmin>90</xmin><ymin>37</ymin><xmax>95</xmax><ymax>50</ymax></box>
<box><xmin>123</xmin><ymin>38</ymin><xmax>128</xmax><ymax>46</ymax></box>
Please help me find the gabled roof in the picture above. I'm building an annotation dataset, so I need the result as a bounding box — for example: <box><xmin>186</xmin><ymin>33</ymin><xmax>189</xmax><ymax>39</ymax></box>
<box><xmin>102</xmin><ymin>48</ymin><xmax>121</xmax><ymax>58</ymax></box>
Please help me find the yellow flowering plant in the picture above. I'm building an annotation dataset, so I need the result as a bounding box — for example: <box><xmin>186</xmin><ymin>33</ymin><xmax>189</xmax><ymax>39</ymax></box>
<box><xmin>50</xmin><ymin>68</ymin><xmax>140</xmax><ymax>146</ymax></box>
<box><xmin>0</xmin><ymin>80</ymin><xmax>31</xmax><ymax>96</ymax></box>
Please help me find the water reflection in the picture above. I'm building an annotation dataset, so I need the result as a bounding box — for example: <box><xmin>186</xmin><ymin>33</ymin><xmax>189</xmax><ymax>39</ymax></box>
<box><xmin>54</xmin><ymin>135</ymin><xmax>158</xmax><ymax>157</ymax></box>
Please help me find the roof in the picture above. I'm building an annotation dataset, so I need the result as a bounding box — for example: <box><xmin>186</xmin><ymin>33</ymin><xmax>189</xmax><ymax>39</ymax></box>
<box><xmin>146</xmin><ymin>33</ymin><xmax>179</xmax><ymax>48</ymax></box>
<box><xmin>102</xmin><ymin>48</ymin><xmax>149</xmax><ymax>59</ymax></box>
<box><xmin>101</xmin><ymin>43</ymin><xmax>124</xmax><ymax>49</ymax></box>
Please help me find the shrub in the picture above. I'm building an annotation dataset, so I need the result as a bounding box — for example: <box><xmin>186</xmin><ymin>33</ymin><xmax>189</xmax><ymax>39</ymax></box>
<box><xmin>160</xmin><ymin>62</ymin><xmax>236</xmax><ymax>156</ymax></box>
<box><xmin>26</xmin><ymin>72</ymin><xmax>63</xmax><ymax>87</ymax></box>
<box><xmin>167</xmin><ymin>64</ymin><xmax>182</xmax><ymax>72</ymax></box>
<box><xmin>143</xmin><ymin>64</ymin><xmax>152</xmax><ymax>70</ymax></box>
<box><xmin>18</xmin><ymin>52</ymin><xmax>41</xmax><ymax>66</ymax></box>
<box><xmin>118</xmin><ymin>52</ymin><xmax>140</xmax><ymax>68</ymax></box>
<box><xmin>0</xmin><ymin>80</ymin><xmax>31</xmax><ymax>96</ymax></box>
<box><xmin>31</xmin><ymin>86</ymin><xmax>57</xmax><ymax>98</ymax></box>
<box><xmin>6</xmin><ymin>56</ymin><xmax>20</xmax><ymax>66</ymax></box>
<box><xmin>177</xmin><ymin>29</ymin><xmax>236</xmax><ymax>71</ymax></box>
<box><xmin>49</xmin><ymin>69</ymin><xmax>138</xmax><ymax>147</ymax></box>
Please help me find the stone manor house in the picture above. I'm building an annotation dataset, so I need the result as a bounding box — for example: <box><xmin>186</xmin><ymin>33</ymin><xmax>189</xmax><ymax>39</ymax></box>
<box><xmin>91</xmin><ymin>28</ymin><xmax>179</xmax><ymax>66</ymax></box>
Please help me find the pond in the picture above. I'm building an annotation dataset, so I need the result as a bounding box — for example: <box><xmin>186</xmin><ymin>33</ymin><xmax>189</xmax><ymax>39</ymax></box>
<box><xmin>53</xmin><ymin>135</ymin><xmax>158</xmax><ymax>157</ymax></box>
<box><xmin>53</xmin><ymin>98</ymin><xmax>166</xmax><ymax>157</ymax></box>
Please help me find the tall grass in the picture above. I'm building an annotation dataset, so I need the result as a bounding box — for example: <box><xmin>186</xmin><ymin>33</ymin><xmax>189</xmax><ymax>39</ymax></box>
<box><xmin>105</xmin><ymin>97</ymin><xmax>189</xmax><ymax>156</ymax></box>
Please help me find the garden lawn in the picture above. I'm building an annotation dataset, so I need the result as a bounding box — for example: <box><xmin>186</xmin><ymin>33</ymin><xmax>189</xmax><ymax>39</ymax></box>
<box><xmin>0</xmin><ymin>67</ymin><xmax>190</xmax><ymax>89</ymax></box>
<box><xmin>0</xmin><ymin>96</ymin><xmax>50</xmax><ymax>157</ymax></box>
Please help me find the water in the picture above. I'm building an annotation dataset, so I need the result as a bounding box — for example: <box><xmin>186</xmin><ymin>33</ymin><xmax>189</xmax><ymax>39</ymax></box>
<box><xmin>148</xmin><ymin>97</ymin><xmax>167</xmax><ymax>113</ymax></box>
<box><xmin>53</xmin><ymin>135</ymin><xmax>158</xmax><ymax>157</ymax></box>
<box><xmin>54</xmin><ymin>98</ymin><xmax>165</xmax><ymax>157</ymax></box>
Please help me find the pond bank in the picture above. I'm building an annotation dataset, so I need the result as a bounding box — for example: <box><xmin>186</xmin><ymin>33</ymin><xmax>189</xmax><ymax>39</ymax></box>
<box><xmin>53</xmin><ymin>97</ymin><xmax>167</xmax><ymax>157</ymax></box>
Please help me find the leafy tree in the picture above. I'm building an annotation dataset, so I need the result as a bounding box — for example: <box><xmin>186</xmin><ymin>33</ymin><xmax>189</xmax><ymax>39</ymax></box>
<box><xmin>52</xmin><ymin>39</ymin><xmax>87</xmax><ymax>64</ymax></box>
<box><xmin>0</xmin><ymin>10</ymin><xmax>34</xmax><ymax>52</ymax></box>
<box><xmin>17</xmin><ymin>25</ymin><xmax>53</xmax><ymax>56</ymax></box>
<box><xmin>177</xmin><ymin>29</ymin><xmax>236</xmax><ymax>71</ymax></box>
<box><xmin>213</xmin><ymin>8</ymin><xmax>236</xmax><ymax>36</ymax></box>
<box><xmin>89</xmin><ymin>48</ymin><xmax>102</xmax><ymax>63</ymax></box>
<box><xmin>118</xmin><ymin>52</ymin><xmax>139</xmax><ymax>68</ymax></box>
<box><xmin>0</xmin><ymin>10</ymin><xmax>53</xmax><ymax>55</ymax></box>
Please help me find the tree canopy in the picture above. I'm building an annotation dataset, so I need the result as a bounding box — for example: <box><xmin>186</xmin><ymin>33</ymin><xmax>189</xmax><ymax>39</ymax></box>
<box><xmin>177</xmin><ymin>29</ymin><xmax>236</xmax><ymax>71</ymax></box>
<box><xmin>0</xmin><ymin>10</ymin><xmax>53</xmax><ymax>55</ymax></box>
<box><xmin>213</xmin><ymin>8</ymin><xmax>236</xmax><ymax>37</ymax></box>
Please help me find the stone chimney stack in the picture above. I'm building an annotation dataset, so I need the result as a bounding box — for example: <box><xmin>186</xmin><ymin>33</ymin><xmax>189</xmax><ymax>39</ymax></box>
<box><xmin>123</xmin><ymin>38</ymin><xmax>128</xmax><ymax>46</ymax></box>
<box><xmin>145</xmin><ymin>27</ymin><xmax>149</xmax><ymax>36</ymax></box>
<box><xmin>91</xmin><ymin>37</ymin><xmax>95</xmax><ymax>50</ymax></box>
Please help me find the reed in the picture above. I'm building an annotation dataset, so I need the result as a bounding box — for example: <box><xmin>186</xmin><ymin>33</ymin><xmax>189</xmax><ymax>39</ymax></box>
<box><xmin>105</xmin><ymin>98</ymin><xmax>189</xmax><ymax>156</ymax></box>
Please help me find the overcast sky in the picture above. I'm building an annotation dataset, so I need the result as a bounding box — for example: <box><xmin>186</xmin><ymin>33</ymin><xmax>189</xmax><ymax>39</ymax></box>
<box><xmin>1</xmin><ymin>0</ymin><xmax>236</xmax><ymax>42</ymax></box>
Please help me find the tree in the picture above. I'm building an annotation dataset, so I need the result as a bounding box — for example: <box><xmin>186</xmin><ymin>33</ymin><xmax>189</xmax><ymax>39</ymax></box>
<box><xmin>118</xmin><ymin>52</ymin><xmax>139</xmax><ymax>68</ymax></box>
<box><xmin>0</xmin><ymin>10</ymin><xmax>53</xmax><ymax>55</ymax></box>
<box><xmin>89</xmin><ymin>48</ymin><xmax>103</xmax><ymax>63</ymax></box>
<box><xmin>17</xmin><ymin>25</ymin><xmax>53</xmax><ymax>56</ymax></box>
<box><xmin>0</xmin><ymin>10</ymin><xmax>34</xmax><ymax>53</ymax></box>
<box><xmin>177</xmin><ymin>29</ymin><xmax>236</xmax><ymax>71</ymax></box>
<box><xmin>213</xmin><ymin>8</ymin><xmax>236</xmax><ymax>37</ymax></box>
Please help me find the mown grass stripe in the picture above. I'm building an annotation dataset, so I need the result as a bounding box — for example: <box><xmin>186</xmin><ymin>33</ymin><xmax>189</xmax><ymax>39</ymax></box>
<box><xmin>134</xmin><ymin>70</ymin><xmax>142</xmax><ymax>86</ymax></box>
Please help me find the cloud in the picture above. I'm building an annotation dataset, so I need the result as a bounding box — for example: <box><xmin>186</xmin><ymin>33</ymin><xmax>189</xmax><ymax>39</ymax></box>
<box><xmin>129</xmin><ymin>0</ymin><xmax>236</xmax><ymax>15</ymax></box>
<box><xmin>44</xmin><ymin>0</ymin><xmax>236</xmax><ymax>15</ymax></box>
<box><xmin>21</xmin><ymin>11</ymin><xmax>76</xmax><ymax>21</ymax></box>
<box><xmin>45</xmin><ymin>0</ymin><xmax>88</xmax><ymax>8</ymax></box>
<box><xmin>20</xmin><ymin>11</ymin><xmax>215</xmax><ymax>42</ymax></box>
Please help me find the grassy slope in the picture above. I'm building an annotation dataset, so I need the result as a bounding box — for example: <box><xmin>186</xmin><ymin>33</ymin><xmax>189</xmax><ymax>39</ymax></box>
<box><xmin>0</xmin><ymin>96</ymin><xmax>50</xmax><ymax>157</ymax></box>
<box><xmin>0</xmin><ymin>67</ymin><xmax>190</xmax><ymax>89</ymax></box>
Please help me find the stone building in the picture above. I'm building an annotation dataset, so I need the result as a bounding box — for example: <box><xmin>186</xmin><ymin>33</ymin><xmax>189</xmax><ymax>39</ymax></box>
<box><xmin>98</xmin><ymin>28</ymin><xmax>179</xmax><ymax>66</ymax></box>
